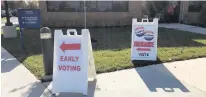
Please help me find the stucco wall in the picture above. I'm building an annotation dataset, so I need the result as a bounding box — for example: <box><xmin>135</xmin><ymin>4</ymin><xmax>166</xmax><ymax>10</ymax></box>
<box><xmin>39</xmin><ymin>1</ymin><xmax>146</xmax><ymax>27</ymax></box>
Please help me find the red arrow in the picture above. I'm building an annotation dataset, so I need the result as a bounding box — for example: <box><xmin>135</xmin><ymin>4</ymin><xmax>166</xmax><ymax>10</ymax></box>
<box><xmin>136</xmin><ymin>48</ymin><xmax>151</xmax><ymax>51</ymax></box>
<box><xmin>60</xmin><ymin>42</ymin><xmax>81</xmax><ymax>52</ymax></box>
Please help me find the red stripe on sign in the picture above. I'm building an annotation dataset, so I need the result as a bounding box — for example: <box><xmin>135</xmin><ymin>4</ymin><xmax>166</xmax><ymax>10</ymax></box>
<box><xmin>136</xmin><ymin>48</ymin><xmax>151</xmax><ymax>51</ymax></box>
<box><xmin>60</xmin><ymin>42</ymin><xmax>81</xmax><ymax>52</ymax></box>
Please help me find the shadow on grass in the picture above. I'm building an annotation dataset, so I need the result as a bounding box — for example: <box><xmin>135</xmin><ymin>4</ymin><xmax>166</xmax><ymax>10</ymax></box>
<box><xmin>132</xmin><ymin>57</ymin><xmax>162</xmax><ymax>67</ymax></box>
<box><xmin>1</xmin><ymin>29</ymin><xmax>42</xmax><ymax>62</ymax></box>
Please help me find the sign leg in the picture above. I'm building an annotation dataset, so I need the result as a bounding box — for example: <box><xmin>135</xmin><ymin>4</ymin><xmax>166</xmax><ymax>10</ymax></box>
<box><xmin>52</xmin><ymin>93</ymin><xmax>56</xmax><ymax>97</ymax></box>
<box><xmin>83</xmin><ymin>92</ymin><xmax>87</xmax><ymax>96</ymax></box>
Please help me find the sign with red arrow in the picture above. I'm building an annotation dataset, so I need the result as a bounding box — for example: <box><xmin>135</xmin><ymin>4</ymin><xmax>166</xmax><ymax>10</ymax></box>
<box><xmin>60</xmin><ymin>42</ymin><xmax>81</xmax><ymax>52</ymax></box>
<box><xmin>53</xmin><ymin>29</ymin><xmax>96</xmax><ymax>95</ymax></box>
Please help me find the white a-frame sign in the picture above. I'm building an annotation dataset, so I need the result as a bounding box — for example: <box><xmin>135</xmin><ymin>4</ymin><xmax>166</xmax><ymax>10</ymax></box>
<box><xmin>52</xmin><ymin>29</ymin><xmax>96</xmax><ymax>95</ymax></box>
<box><xmin>131</xmin><ymin>18</ymin><xmax>158</xmax><ymax>61</ymax></box>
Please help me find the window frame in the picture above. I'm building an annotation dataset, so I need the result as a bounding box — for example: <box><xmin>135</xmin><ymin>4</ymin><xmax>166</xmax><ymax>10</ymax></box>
<box><xmin>46</xmin><ymin>1</ymin><xmax>129</xmax><ymax>12</ymax></box>
<box><xmin>188</xmin><ymin>1</ymin><xmax>203</xmax><ymax>12</ymax></box>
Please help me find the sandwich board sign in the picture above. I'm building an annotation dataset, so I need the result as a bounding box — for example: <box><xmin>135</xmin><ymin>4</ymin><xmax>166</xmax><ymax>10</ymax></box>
<box><xmin>52</xmin><ymin>29</ymin><xmax>96</xmax><ymax>95</ymax></box>
<box><xmin>131</xmin><ymin>18</ymin><xmax>158</xmax><ymax>61</ymax></box>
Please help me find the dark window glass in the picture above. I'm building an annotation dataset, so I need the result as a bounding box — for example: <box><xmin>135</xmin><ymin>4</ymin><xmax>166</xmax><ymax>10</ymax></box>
<box><xmin>47</xmin><ymin>1</ymin><xmax>61</xmax><ymax>12</ymax></box>
<box><xmin>47</xmin><ymin>1</ymin><xmax>81</xmax><ymax>12</ymax></box>
<box><xmin>86</xmin><ymin>1</ymin><xmax>98</xmax><ymax>12</ymax></box>
<box><xmin>188</xmin><ymin>1</ymin><xmax>205</xmax><ymax>12</ymax></box>
<box><xmin>112</xmin><ymin>1</ymin><xmax>128</xmax><ymax>12</ymax></box>
<box><xmin>47</xmin><ymin>1</ymin><xmax>128</xmax><ymax>12</ymax></box>
<box><xmin>97</xmin><ymin>1</ymin><xmax>112</xmax><ymax>12</ymax></box>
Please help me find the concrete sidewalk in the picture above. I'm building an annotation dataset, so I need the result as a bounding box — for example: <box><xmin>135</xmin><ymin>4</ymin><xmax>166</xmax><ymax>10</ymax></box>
<box><xmin>43</xmin><ymin>58</ymin><xmax>206</xmax><ymax>97</ymax></box>
<box><xmin>159</xmin><ymin>23</ymin><xmax>206</xmax><ymax>35</ymax></box>
<box><xmin>1</xmin><ymin>47</ymin><xmax>52</xmax><ymax>97</ymax></box>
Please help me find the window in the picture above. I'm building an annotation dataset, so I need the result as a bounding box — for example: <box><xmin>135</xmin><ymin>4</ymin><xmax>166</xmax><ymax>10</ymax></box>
<box><xmin>97</xmin><ymin>1</ymin><xmax>112</xmax><ymax>12</ymax></box>
<box><xmin>112</xmin><ymin>1</ymin><xmax>128</xmax><ymax>12</ymax></box>
<box><xmin>47</xmin><ymin>1</ymin><xmax>81</xmax><ymax>12</ymax></box>
<box><xmin>47</xmin><ymin>1</ymin><xmax>128</xmax><ymax>12</ymax></box>
<box><xmin>86</xmin><ymin>1</ymin><xmax>98</xmax><ymax>12</ymax></box>
<box><xmin>188</xmin><ymin>1</ymin><xmax>205</xmax><ymax>12</ymax></box>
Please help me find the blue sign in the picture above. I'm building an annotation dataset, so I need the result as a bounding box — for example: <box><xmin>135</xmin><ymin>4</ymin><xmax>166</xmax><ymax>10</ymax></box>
<box><xmin>18</xmin><ymin>9</ymin><xmax>41</xmax><ymax>28</ymax></box>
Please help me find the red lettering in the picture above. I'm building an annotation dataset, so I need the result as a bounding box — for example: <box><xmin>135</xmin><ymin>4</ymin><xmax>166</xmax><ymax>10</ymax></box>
<box><xmin>59</xmin><ymin>65</ymin><xmax>62</xmax><ymax>70</ymax></box>
<box><xmin>64</xmin><ymin>57</ymin><xmax>67</xmax><ymax>61</ymax></box>
<box><xmin>134</xmin><ymin>41</ymin><xmax>154</xmax><ymax>47</ymax></box>
<box><xmin>76</xmin><ymin>57</ymin><xmax>79</xmax><ymax>61</ymax></box>
<box><xmin>58</xmin><ymin>65</ymin><xmax>66</xmax><ymax>71</ymax></box>
<box><xmin>67</xmin><ymin>66</ymin><xmax>70</xmax><ymax>71</ymax></box>
<box><xmin>59</xmin><ymin>56</ymin><xmax>79</xmax><ymax>61</ymax></box>
<box><xmin>60</xmin><ymin>56</ymin><xmax>64</xmax><ymax>61</ymax></box>
<box><xmin>62</xmin><ymin>66</ymin><xmax>66</xmax><ymax>70</ymax></box>
<box><xmin>136</xmin><ymin>26</ymin><xmax>144</xmax><ymax>30</ymax></box>
<box><xmin>71</xmin><ymin>66</ymin><xmax>77</xmax><ymax>71</ymax></box>
<box><xmin>58</xmin><ymin>65</ymin><xmax>81</xmax><ymax>71</ymax></box>
<box><xmin>77</xmin><ymin>66</ymin><xmax>81</xmax><ymax>71</ymax></box>
<box><xmin>136</xmin><ymin>48</ymin><xmax>151</xmax><ymax>51</ymax></box>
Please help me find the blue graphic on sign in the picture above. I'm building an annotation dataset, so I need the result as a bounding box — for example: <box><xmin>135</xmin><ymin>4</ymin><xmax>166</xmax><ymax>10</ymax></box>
<box><xmin>144</xmin><ymin>31</ymin><xmax>154</xmax><ymax>41</ymax></box>
<box><xmin>135</xmin><ymin>26</ymin><xmax>154</xmax><ymax>41</ymax></box>
<box><xmin>18</xmin><ymin>9</ymin><xmax>41</xmax><ymax>28</ymax></box>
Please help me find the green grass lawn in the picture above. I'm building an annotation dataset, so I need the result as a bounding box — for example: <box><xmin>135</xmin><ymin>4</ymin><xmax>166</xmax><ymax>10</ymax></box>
<box><xmin>2</xmin><ymin>27</ymin><xmax>206</xmax><ymax>78</ymax></box>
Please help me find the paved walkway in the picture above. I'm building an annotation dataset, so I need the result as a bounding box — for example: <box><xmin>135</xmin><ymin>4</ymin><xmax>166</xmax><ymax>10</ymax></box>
<box><xmin>43</xmin><ymin>57</ymin><xmax>206</xmax><ymax>97</ymax></box>
<box><xmin>1</xmin><ymin>47</ymin><xmax>51</xmax><ymax>97</ymax></box>
<box><xmin>159</xmin><ymin>23</ymin><xmax>206</xmax><ymax>35</ymax></box>
<box><xmin>1</xmin><ymin>47</ymin><xmax>206</xmax><ymax>97</ymax></box>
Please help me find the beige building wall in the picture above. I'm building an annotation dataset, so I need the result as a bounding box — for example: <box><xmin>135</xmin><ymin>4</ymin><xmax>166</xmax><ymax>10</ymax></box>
<box><xmin>179</xmin><ymin>1</ymin><xmax>200</xmax><ymax>24</ymax></box>
<box><xmin>39</xmin><ymin>1</ymin><xmax>147</xmax><ymax>27</ymax></box>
